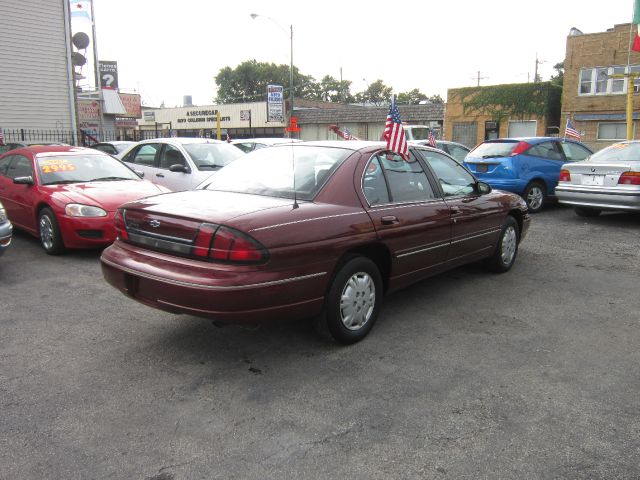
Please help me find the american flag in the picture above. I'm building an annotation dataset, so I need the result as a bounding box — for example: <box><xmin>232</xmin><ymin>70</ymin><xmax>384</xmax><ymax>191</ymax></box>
<box><xmin>343</xmin><ymin>127</ymin><xmax>353</xmax><ymax>140</ymax></box>
<box><xmin>383</xmin><ymin>99</ymin><xmax>408</xmax><ymax>158</ymax></box>
<box><xmin>565</xmin><ymin>118</ymin><xmax>581</xmax><ymax>140</ymax></box>
<box><xmin>428</xmin><ymin>130</ymin><xmax>437</xmax><ymax>147</ymax></box>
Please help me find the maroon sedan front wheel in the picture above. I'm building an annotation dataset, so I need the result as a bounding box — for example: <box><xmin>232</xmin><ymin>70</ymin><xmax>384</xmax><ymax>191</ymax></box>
<box><xmin>325</xmin><ymin>256</ymin><xmax>383</xmax><ymax>344</ymax></box>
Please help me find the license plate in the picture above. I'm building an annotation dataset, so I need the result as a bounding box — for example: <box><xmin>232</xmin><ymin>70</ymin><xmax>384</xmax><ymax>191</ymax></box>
<box><xmin>582</xmin><ymin>175</ymin><xmax>604</xmax><ymax>186</ymax></box>
<box><xmin>475</xmin><ymin>164</ymin><xmax>488</xmax><ymax>173</ymax></box>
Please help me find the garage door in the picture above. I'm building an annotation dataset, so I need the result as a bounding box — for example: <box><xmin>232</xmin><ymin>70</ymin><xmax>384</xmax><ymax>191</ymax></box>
<box><xmin>508</xmin><ymin>120</ymin><xmax>537</xmax><ymax>137</ymax></box>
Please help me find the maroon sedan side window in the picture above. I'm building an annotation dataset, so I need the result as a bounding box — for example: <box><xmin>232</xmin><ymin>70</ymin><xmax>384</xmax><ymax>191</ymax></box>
<box><xmin>377</xmin><ymin>152</ymin><xmax>436</xmax><ymax>203</ymax></box>
<box><xmin>362</xmin><ymin>156</ymin><xmax>390</xmax><ymax>205</ymax></box>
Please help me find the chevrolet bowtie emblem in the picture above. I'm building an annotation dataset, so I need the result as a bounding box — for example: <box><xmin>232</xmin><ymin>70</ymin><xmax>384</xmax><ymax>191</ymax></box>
<box><xmin>149</xmin><ymin>219</ymin><xmax>161</xmax><ymax>228</ymax></box>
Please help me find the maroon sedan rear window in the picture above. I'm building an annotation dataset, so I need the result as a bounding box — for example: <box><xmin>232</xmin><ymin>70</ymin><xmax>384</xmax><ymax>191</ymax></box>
<box><xmin>199</xmin><ymin>145</ymin><xmax>353</xmax><ymax>201</ymax></box>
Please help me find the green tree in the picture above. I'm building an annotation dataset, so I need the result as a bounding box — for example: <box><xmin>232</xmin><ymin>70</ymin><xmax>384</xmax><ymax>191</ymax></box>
<box><xmin>550</xmin><ymin>61</ymin><xmax>564</xmax><ymax>87</ymax></box>
<box><xmin>215</xmin><ymin>59</ymin><xmax>316</xmax><ymax>103</ymax></box>
<box><xmin>397</xmin><ymin>88</ymin><xmax>428</xmax><ymax>104</ymax></box>
<box><xmin>357</xmin><ymin>79</ymin><xmax>393</xmax><ymax>106</ymax></box>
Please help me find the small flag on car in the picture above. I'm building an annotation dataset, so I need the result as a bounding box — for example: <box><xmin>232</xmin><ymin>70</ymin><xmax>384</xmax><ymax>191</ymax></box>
<box><xmin>383</xmin><ymin>97</ymin><xmax>408</xmax><ymax>159</ymax></box>
<box><xmin>565</xmin><ymin>118</ymin><xmax>581</xmax><ymax>140</ymax></box>
<box><xmin>428</xmin><ymin>130</ymin><xmax>437</xmax><ymax>147</ymax></box>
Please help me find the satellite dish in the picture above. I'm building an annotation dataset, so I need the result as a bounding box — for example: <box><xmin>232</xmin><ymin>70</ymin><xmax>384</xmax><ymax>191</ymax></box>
<box><xmin>71</xmin><ymin>52</ymin><xmax>86</xmax><ymax>66</ymax></box>
<box><xmin>72</xmin><ymin>32</ymin><xmax>90</xmax><ymax>50</ymax></box>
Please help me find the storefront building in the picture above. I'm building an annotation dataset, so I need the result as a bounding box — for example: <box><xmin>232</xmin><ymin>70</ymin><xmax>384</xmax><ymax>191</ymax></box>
<box><xmin>138</xmin><ymin>102</ymin><xmax>286</xmax><ymax>139</ymax></box>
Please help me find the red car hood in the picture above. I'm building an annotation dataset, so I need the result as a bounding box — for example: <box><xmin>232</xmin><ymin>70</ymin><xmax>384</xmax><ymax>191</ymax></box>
<box><xmin>48</xmin><ymin>180</ymin><xmax>167</xmax><ymax>212</ymax></box>
<box><xmin>122</xmin><ymin>190</ymin><xmax>295</xmax><ymax>224</ymax></box>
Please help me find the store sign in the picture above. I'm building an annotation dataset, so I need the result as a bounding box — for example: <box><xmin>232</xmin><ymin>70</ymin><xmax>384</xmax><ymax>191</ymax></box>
<box><xmin>118</xmin><ymin>93</ymin><xmax>141</xmax><ymax>118</ymax></box>
<box><xmin>99</xmin><ymin>60</ymin><xmax>119</xmax><ymax>89</ymax></box>
<box><xmin>240</xmin><ymin>109</ymin><xmax>251</xmax><ymax>121</ymax></box>
<box><xmin>77</xmin><ymin>99</ymin><xmax>101</xmax><ymax>120</ymax></box>
<box><xmin>143</xmin><ymin>110</ymin><xmax>155</xmax><ymax>122</ymax></box>
<box><xmin>267</xmin><ymin>84</ymin><xmax>284</xmax><ymax>123</ymax></box>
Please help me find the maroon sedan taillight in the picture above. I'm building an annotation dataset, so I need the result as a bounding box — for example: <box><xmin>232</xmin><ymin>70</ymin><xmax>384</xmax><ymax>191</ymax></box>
<box><xmin>114</xmin><ymin>209</ymin><xmax>128</xmax><ymax>240</ymax></box>
<box><xmin>193</xmin><ymin>223</ymin><xmax>268</xmax><ymax>264</ymax></box>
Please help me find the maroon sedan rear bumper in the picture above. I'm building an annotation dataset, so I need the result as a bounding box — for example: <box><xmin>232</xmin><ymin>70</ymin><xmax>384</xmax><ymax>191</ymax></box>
<box><xmin>101</xmin><ymin>241</ymin><xmax>328</xmax><ymax>323</ymax></box>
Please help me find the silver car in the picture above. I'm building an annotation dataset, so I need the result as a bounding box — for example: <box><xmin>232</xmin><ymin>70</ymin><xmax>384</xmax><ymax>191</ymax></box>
<box><xmin>556</xmin><ymin>140</ymin><xmax>640</xmax><ymax>216</ymax></box>
<box><xmin>0</xmin><ymin>200</ymin><xmax>12</xmax><ymax>256</ymax></box>
<box><xmin>119</xmin><ymin>138</ymin><xmax>243</xmax><ymax>191</ymax></box>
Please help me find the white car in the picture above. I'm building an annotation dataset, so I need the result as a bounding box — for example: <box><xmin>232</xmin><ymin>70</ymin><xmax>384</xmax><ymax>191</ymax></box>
<box><xmin>231</xmin><ymin>137</ymin><xmax>302</xmax><ymax>153</ymax></box>
<box><xmin>119</xmin><ymin>138</ymin><xmax>243</xmax><ymax>191</ymax></box>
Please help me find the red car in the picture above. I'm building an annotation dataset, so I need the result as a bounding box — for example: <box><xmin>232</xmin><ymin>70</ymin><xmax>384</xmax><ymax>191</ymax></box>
<box><xmin>101</xmin><ymin>142</ymin><xmax>530</xmax><ymax>343</ymax></box>
<box><xmin>0</xmin><ymin>146</ymin><xmax>169</xmax><ymax>254</ymax></box>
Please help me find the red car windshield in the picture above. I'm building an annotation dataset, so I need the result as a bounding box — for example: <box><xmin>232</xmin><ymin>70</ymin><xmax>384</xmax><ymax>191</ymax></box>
<box><xmin>37</xmin><ymin>153</ymin><xmax>140</xmax><ymax>185</ymax></box>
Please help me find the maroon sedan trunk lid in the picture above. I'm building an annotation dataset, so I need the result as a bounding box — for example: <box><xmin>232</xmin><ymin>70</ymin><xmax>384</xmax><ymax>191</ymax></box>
<box><xmin>122</xmin><ymin>190</ymin><xmax>295</xmax><ymax>241</ymax></box>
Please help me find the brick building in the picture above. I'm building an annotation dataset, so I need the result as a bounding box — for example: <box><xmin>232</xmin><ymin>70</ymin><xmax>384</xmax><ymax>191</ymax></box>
<box><xmin>444</xmin><ymin>82</ymin><xmax>561</xmax><ymax>148</ymax></box>
<box><xmin>563</xmin><ymin>23</ymin><xmax>640</xmax><ymax>150</ymax></box>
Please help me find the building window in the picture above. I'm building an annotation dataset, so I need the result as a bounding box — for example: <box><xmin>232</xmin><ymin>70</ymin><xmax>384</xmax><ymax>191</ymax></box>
<box><xmin>595</xmin><ymin>68</ymin><xmax>608</xmax><ymax>93</ymax></box>
<box><xmin>579</xmin><ymin>69</ymin><xmax>593</xmax><ymax>94</ymax></box>
<box><xmin>597</xmin><ymin>123</ymin><xmax>631</xmax><ymax>140</ymax></box>
<box><xmin>452</xmin><ymin>122</ymin><xmax>477</xmax><ymax>148</ymax></box>
<box><xmin>578</xmin><ymin>65</ymin><xmax>640</xmax><ymax>95</ymax></box>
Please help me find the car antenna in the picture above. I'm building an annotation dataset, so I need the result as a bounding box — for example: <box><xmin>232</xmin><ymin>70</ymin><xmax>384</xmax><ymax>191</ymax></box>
<box><xmin>291</xmin><ymin>143</ymin><xmax>299</xmax><ymax>209</ymax></box>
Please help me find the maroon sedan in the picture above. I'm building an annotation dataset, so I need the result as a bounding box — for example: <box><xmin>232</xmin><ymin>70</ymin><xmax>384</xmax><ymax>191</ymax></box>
<box><xmin>101</xmin><ymin>141</ymin><xmax>530</xmax><ymax>343</ymax></box>
<box><xmin>0</xmin><ymin>146</ymin><xmax>169</xmax><ymax>254</ymax></box>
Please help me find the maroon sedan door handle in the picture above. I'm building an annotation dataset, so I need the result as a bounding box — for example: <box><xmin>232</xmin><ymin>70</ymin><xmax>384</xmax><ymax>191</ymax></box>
<box><xmin>381</xmin><ymin>215</ymin><xmax>399</xmax><ymax>225</ymax></box>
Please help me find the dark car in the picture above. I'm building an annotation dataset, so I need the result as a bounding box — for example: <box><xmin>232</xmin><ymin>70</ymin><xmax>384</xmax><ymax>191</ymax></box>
<box><xmin>89</xmin><ymin>141</ymin><xmax>136</xmax><ymax>156</ymax></box>
<box><xmin>0</xmin><ymin>200</ymin><xmax>12</xmax><ymax>256</ymax></box>
<box><xmin>101</xmin><ymin>142</ymin><xmax>530</xmax><ymax>344</ymax></box>
<box><xmin>0</xmin><ymin>146</ymin><xmax>169</xmax><ymax>254</ymax></box>
<box><xmin>0</xmin><ymin>141</ymin><xmax>69</xmax><ymax>155</ymax></box>
<box><xmin>411</xmin><ymin>140</ymin><xmax>471</xmax><ymax>163</ymax></box>
<box><xmin>464</xmin><ymin>137</ymin><xmax>593</xmax><ymax>212</ymax></box>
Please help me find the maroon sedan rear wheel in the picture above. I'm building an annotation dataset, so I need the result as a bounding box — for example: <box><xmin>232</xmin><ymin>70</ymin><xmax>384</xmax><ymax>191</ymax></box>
<box><xmin>325</xmin><ymin>256</ymin><xmax>383</xmax><ymax>344</ymax></box>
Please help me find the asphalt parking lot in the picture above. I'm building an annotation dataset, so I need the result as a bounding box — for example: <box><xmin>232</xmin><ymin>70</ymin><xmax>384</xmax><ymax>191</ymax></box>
<box><xmin>1</xmin><ymin>205</ymin><xmax>639</xmax><ymax>480</ymax></box>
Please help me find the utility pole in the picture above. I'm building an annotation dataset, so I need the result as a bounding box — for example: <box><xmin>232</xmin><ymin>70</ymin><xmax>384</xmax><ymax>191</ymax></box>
<box><xmin>534</xmin><ymin>53</ymin><xmax>546</xmax><ymax>82</ymax></box>
<box><xmin>471</xmin><ymin>71</ymin><xmax>488</xmax><ymax>87</ymax></box>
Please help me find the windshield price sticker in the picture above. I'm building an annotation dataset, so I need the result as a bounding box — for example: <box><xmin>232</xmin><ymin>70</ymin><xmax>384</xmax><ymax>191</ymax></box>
<box><xmin>40</xmin><ymin>159</ymin><xmax>76</xmax><ymax>173</ymax></box>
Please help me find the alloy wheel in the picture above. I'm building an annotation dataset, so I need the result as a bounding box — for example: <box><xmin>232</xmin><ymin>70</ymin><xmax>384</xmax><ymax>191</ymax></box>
<box><xmin>40</xmin><ymin>215</ymin><xmax>54</xmax><ymax>250</ymax></box>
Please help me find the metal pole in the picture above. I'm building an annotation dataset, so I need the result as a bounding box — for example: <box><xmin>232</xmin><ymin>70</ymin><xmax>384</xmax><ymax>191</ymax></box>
<box><xmin>290</xmin><ymin>23</ymin><xmax>294</xmax><ymax>139</ymax></box>
<box><xmin>627</xmin><ymin>74</ymin><xmax>634</xmax><ymax>140</ymax></box>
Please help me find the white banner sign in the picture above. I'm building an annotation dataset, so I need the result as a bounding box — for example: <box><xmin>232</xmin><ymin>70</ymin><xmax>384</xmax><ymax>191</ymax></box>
<box><xmin>267</xmin><ymin>85</ymin><xmax>284</xmax><ymax>123</ymax></box>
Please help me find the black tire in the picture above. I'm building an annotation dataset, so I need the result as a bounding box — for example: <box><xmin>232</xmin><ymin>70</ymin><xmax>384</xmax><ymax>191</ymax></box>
<box><xmin>38</xmin><ymin>207</ymin><xmax>65</xmax><ymax>255</ymax></box>
<box><xmin>575</xmin><ymin>207</ymin><xmax>602</xmax><ymax>217</ymax></box>
<box><xmin>522</xmin><ymin>181</ymin><xmax>546</xmax><ymax>213</ymax></box>
<box><xmin>486</xmin><ymin>216</ymin><xmax>519</xmax><ymax>273</ymax></box>
<box><xmin>324</xmin><ymin>256</ymin><xmax>383</xmax><ymax>344</ymax></box>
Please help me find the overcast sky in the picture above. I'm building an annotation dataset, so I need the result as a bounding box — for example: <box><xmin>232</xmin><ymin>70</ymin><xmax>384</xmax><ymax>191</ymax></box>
<box><xmin>81</xmin><ymin>0</ymin><xmax>634</xmax><ymax>107</ymax></box>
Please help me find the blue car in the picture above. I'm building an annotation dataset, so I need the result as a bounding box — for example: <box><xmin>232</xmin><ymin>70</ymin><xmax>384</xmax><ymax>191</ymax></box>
<box><xmin>464</xmin><ymin>137</ymin><xmax>593</xmax><ymax>212</ymax></box>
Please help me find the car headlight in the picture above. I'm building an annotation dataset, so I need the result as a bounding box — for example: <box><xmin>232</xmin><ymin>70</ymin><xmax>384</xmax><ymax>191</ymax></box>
<box><xmin>65</xmin><ymin>204</ymin><xmax>107</xmax><ymax>217</ymax></box>
<box><xmin>0</xmin><ymin>207</ymin><xmax>7</xmax><ymax>223</ymax></box>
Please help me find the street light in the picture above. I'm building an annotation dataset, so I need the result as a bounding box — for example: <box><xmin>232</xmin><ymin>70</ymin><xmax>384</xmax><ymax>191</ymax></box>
<box><xmin>250</xmin><ymin>13</ymin><xmax>294</xmax><ymax>138</ymax></box>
